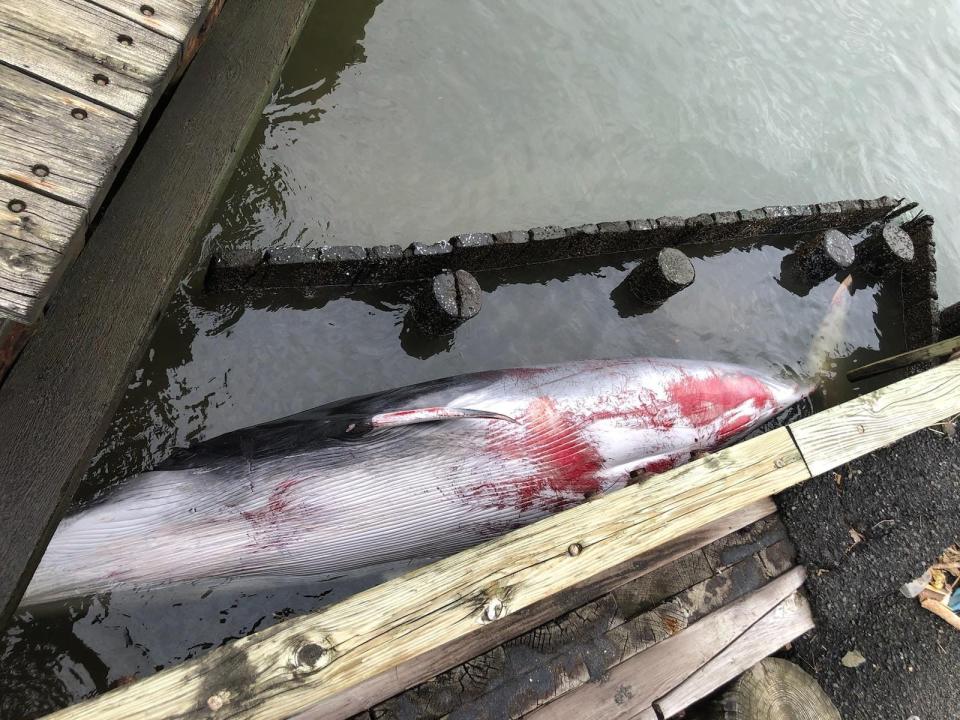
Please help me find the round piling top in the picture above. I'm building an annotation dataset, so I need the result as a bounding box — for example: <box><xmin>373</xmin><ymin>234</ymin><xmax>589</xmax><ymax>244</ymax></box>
<box><xmin>820</xmin><ymin>229</ymin><xmax>856</xmax><ymax>268</ymax></box>
<box><xmin>882</xmin><ymin>223</ymin><xmax>915</xmax><ymax>263</ymax></box>
<box><xmin>429</xmin><ymin>269</ymin><xmax>482</xmax><ymax>320</ymax></box>
<box><xmin>657</xmin><ymin>247</ymin><xmax>695</xmax><ymax>287</ymax></box>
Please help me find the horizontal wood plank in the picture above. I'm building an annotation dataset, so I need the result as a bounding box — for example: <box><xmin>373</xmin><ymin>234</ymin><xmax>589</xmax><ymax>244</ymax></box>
<box><xmin>0</xmin><ymin>63</ymin><xmax>138</xmax><ymax>209</ymax></box>
<box><xmin>524</xmin><ymin>567</ymin><xmax>807</xmax><ymax>720</ymax></box>
<box><xmin>654</xmin><ymin>592</ymin><xmax>815</xmax><ymax>718</ymax></box>
<box><xmin>0</xmin><ymin>178</ymin><xmax>86</xmax><ymax>323</ymax></box>
<box><xmin>791</xmin><ymin>358</ymin><xmax>960</xmax><ymax>475</ymax></box>
<box><xmin>847</xmin><ymin>336</ymin><xmax>960</xmax><ymax>380</ymax></box>
<box><xmin>44</xmin><ymin>432</ymin><xmax>807</xmax><ymax>720</ymax></box>
<box><xmin>0</xmin><ymin>0</ymin><xmax>180</xmax><ymax>120</ymax></box>
<box><xmin>90</xmin><ymin>0</ymin><xmax>219</xmax><ymax>45</ymax></box>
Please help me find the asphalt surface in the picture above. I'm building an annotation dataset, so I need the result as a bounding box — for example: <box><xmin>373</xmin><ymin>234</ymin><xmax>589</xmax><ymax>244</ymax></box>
<box><xmin>778</xmin><ymin>420</ymin><xmax>960</xmax><ymax>720</ymax></box>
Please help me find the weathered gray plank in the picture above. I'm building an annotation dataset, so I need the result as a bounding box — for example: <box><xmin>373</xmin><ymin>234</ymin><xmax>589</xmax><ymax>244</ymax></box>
<box><xmin>0</xmin><ymin>0</ymin><xmax>180</xmax><ymax>119</ymax></box>
<box><xmin>790</xmin><ymin>357</ymin><xmax>960</xmax><ymax>475</ymax></box>
<box><xmin>523</xmin><ymin>568</ymin><xmax>806</xmax><ymax>720</ymax></box>
<box><xmin>0</xmin><ymin>0</ymin><xmax>317</xmax><ymax>627</ymax></box>
<box><xmin>0</xmin><ymin>63</ymin><xmax>137</xmax><ymax>210</ymax></box>
<box><xmin>654</xmin><ymin>593</ymin><xmax>814</xmax><ymax>718</ymax></box>
<box><xmin>847</xmin><ymin>336</ymin><xmax>960</xmax><ymax>380</ymax></box>
<box><xmin>90</xmin><ymin>0</ymin><xmax>220</xmax><ymax>45</ymax></box>
<box><xmin>0</xmin><ymin>178</ymin><xmax>86</xmax><ymax>323</ymax></box>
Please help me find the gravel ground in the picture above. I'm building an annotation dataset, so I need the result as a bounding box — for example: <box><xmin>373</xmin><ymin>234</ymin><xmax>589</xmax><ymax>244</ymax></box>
<box><xmin>778</xmin><ymin>423</ymin><xmax>960</xmax><ymax>720</ymax></box>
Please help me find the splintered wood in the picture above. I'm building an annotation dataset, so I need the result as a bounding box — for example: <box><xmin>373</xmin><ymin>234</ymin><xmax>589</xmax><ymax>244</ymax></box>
<box><xmin>0</xmin><ymin>0</ymin><xmax>220</xmax><ymax>323</ymax></box>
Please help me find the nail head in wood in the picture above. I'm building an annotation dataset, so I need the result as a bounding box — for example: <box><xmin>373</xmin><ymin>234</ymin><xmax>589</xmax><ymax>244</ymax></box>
<box><xmin>412</xmin><ymin>269</ymin><xmax>482</xmax><ymax>335</ymax></box>
<box><xmin>31</xmin><ymin>164</ymin><xmax>49</xmax><ymax>178</ymax></box>
<box><xmin>795</xmin><ymin>229</ymin><xmax>855</xmax><ymax>283</ymax></box>
<box><xmin>567</xmin><ymin>543</ymin><xmax>583</xmax><ymax>556</ymax></box>
<box><xmin>626</xmin><ymin>247</ymin><xmax>695</xmax><ymax>305</ymax></box>
<box><xmin>117</xmin><ymin>34</ymin><xmax>134</xmax><ymax>46</ymax></box>
<box><xmin>7</xmin><ymin>199</ymin><xmax>26</xmax><ymax>213</ymax></box>
<box><xmin>93</xmin><ymin>73</ymin><xmax>110</xmax><ymax>86</ymax></box>
<box><xmin>140</xmin><ymin>3</ymin><xmax>155</xmax><ymax>16</ymax></box>
<box><xmin>856</xmin><ymin>222</ymin><xmax>915</xmax><ymax>277</ymax></box>
<box><xmin>71</xmin><ymin>108</ymin><xmax>88</xmax><ymax>120</ymax></box>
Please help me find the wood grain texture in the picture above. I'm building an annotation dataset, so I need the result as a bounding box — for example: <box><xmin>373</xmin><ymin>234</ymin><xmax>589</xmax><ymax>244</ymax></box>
<box><xmin>44</xmin><ymin>433</ymin><xmax>806</xmax><ymax>720</ymax></box>
<box><xmin>0</xmin><ymin>0</ymin><xmax>180</xmax><ymax>119</ymax></box>
<box><xmin>523</xmin><ymin>568</ymin><xmax>807</xmax><ymax>720</ymax></box>
<box><xmin>90</xmin><ymin>0</ymin><xmax>220</xmax><ymax>45</ymax></box>
<box><xmin>791</xmin><ymin>357</ymin><xmax>960</xmax><ymax>475</ymax></box>
<box><xmin>847</xmin><ymin>336</ymin><xmax>960</xmax><ymax>380</ymax></box>
<box><xmin>0</xmin><ymin>0</ymin><xmax>317</xmax><ymax>628</ymax></box>
<box><xmin>654</xmin><ymin>593</ymin><xmax>815</xmax><ymax>718</ymax></box>
<box><xmin>368</xmin><ymin>505</ymin><xmax>774</xmax><ymax>720</ymax></box>
<box><xmin>0</xmin><ymin>63</ymin><xmax>137</xmax><ymax>209</ymax></box>
<box><xmin>0</xmin><ymin>178</ymin><xmax>86</xmax><ymax>322</ymax></box>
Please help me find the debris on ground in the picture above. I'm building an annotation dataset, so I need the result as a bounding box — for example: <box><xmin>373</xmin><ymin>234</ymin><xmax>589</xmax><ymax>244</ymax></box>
<box><xmin>902</xmin><ymin>545</ymin><xmax>960</xmax><ymax>632</ymax></box>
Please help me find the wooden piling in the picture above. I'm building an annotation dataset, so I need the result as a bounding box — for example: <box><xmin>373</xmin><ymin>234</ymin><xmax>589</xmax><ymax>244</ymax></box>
<box><xmin>412</xmin><ymin>270</ymin><xmax>482</xmax><ymax>334</ymax></box>
<box><xmin>795</xmin><ymin>229</ymin><xmax>855</xmax><ymax>283</ymax></box>
<box><xmin>626</xmin><ymin>247</ymin><xmax>695</xmax><ymax>305</ymax></box>
<box><xmin>856</xmin><ymin>223</ymin><xmax>915</xmax><ymax>277</ymax></box>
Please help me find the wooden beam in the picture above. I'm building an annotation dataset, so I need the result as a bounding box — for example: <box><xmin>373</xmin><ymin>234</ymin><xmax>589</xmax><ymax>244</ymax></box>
<box><xmin>791</xmin><ymin>357</ymin><xmax>960</xmax><ymax>475</ymax></box>
<box><xmin>0</xmin><ymin>0</ymin><xmax>317</xmax><ymax>628</ymax></box>
<box><xmin>0</xmin><ymin>178</ymin><xmax>87</xmax><ymax>323</ymax></box>
<box><xmin>654</xmin><ymin>592</ymin><xmax>815</xmax><ymax>717</ymax></box>
<box><xmin>847</xmin><ymin>336</ymin><xmax>960</xmax><ymax>381</ymax></box>
<box><xmin>522</xmin><ymin>568</ymin><xmax>807</xmax><ymax>720</ymax></box>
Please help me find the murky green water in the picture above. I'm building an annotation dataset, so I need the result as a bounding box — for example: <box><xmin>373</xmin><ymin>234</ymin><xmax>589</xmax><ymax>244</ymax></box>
<box><xmin>3</xmin><ymin>0</ymin><xmax>957</xmax><ymax>715</ymax></box>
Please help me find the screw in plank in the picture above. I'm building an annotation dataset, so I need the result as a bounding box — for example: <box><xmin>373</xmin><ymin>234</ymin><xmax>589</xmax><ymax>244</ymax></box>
<box><xmin>93</xmin><ymin>73</ymin><xmax>110</xmax><ymax>87</ymax></box>
<box><xmin>567</xmin><ymin>543</ymin><xmax>583</xmax><ymax>557</ymax></box>
<box><xmin>117</xmin><ymin>34</ymin><xmax>134</xmax><ymax>46</ymax></box>
<box><xmin>140</xmin><ymin>4</ymin><xmax>155</xmax><ymax>16</ymax></box>
<box><xmin>774</xmin><ymin>457</ymin><xmax>786</xmax><ymax>469</ymax></box>
<box><xmin>71</xmin><ymin>108</ymin><xmax>88</xmax><ymax>120</ymax></box>
<box><xmin>31</xmin><ymin>164</ymin><xmax>49</xmax><ymax>178</ymax></box>
<box><xmin>7</xmin><ymin>199</ymin><xmax>26</xmax><ymax>213</ymax></box>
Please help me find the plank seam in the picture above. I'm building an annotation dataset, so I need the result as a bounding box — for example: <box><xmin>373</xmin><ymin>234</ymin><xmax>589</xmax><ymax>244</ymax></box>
<box><xmin>784</xmin><ymin>424</ymin><xmax>813</xmax><ymax>478</ymax></box>
<box><xmin>0</xmin><ymin>173</ymin><xmax>89</xmax><ymax>211</ymax></box>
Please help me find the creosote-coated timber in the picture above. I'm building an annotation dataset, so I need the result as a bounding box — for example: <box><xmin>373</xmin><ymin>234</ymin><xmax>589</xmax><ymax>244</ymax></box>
<box><xmin>43</xmin><ymin>359</ymin><xmax>960</xmax><ymax>720</ymax></box>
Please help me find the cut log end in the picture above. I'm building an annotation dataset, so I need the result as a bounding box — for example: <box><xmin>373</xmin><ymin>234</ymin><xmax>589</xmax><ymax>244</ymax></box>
<box><xmin>716</xmin><ymin>658</ymin><xmax>840</xmax><ymax>720</ymax></box>
<box><xmin>412</xmin><ymin>270</ymin><xmax>482</xmax><ymax>334</ymax></box>
<box><xmin>856</xmin><ymin>222</ymin><xmax>915</xmax><ymax>277</ymax></box>
<box><xmin>796</xmin><ymin>229</ymin><xmax>855</xmax><ymax>283</ymax></box>
<box><xmin>627</xmin><ymin>247</ymin><xmax>695</xmax><ymax>305</ymax></box>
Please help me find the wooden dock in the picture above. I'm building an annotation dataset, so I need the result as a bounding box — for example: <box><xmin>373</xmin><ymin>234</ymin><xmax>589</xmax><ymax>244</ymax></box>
<box><xmin>0</xmin><ymin>0</ymin><xmax>221</xmax><ymax>326</ymax></box>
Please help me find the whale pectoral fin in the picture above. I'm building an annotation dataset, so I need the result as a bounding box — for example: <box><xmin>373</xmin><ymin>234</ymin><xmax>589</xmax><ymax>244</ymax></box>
<box><xmin>369</xmin><ymin>407</ymin><xmax>519</xmax><ymax>429</ymax></box>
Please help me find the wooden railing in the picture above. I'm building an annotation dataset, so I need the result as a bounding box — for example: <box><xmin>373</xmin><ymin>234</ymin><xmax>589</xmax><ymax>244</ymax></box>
<box><xmin>45</xmin><ymin>359</ymin><xmax>960</xmax><ymax>720</ymax></box>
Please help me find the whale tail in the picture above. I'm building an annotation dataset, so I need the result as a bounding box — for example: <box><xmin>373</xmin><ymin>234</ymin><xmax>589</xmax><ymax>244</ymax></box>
<box><xmin>805</xmin><ymin>275</ymin><xmax>854</xmax><ymax>387</ymax></box>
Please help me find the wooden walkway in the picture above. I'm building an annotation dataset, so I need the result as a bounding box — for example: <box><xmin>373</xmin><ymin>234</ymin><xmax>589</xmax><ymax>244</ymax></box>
<box><xmin>0</xmin><ymin>0</ymin><xmax>221</xmax><ymax>325</ymax></box>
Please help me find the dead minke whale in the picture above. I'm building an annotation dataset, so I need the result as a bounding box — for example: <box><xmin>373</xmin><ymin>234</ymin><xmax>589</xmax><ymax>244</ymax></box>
<box><xmin>22</xmin><ymin>357</ymin><xmax>812</xmax><ymax>607</ymax></box>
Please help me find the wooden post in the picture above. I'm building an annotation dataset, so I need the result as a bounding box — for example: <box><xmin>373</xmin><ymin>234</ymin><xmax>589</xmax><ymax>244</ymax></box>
<box><xmin>795</xmin><ymin>229</ymin><xmax>855</xmax><ymax>283</ymax></box>
<box><xmin>626</xmin><ymin>247</ymin><xmax>695</xmax><ymax>305</ymax></box>
<box><xmin>411</xmin><ymin>270</ymin><xmax>482</xmax><ymax>334</ymax></box>
<box><xmin>855</xmin><ymin>223</ymin><xmax>915</xmax><ymax>277</ymax></box>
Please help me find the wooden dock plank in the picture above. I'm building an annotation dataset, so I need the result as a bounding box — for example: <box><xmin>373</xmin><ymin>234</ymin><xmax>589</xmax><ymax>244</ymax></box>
<box><xmin>90</xmin><ymin>0</ymin><xmax>220</xmax><ymax>46</ymax></box>
<box><xmin>0</xmin><ymin>0</ymin><xmax>317</xmax><ymax>631</ymax></box>
<box><xmin>0</xmin><ymin>178</ymin><xmax>86</xmax><ymax>323</ymax></box>
<box><xmin>0</xmin><ymin>63</ymin><xmax>138</xmax><ymax>210</ymax></box>
<box><xmin>847</xmin><ymin>336</ymin><xmax>960</xmax><ymax>381</ymax></box>
<box><xmin>522</xmin><ymin>568</ymin><xmax>807</xmax><ymax>720</ymax></box>
<box><xmin>654</xmin><ymin>593</ymin><xmax>815</xmax><ymax>717</ymax></box>
<box><xmin>791</xmin><ymin>357</ymin><xmax>960</xmax><ymax>475</ymax></box>
<box><xmin>0</xmin><ymin>0</ymin><xmax>180</xmax><ymax>120</ymax></box>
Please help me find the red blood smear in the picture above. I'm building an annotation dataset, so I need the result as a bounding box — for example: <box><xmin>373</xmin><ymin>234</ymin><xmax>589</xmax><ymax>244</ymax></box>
<box><xmin>666</xmin><ymin>371</ymin><xmax>774</xmax><ymax>439</ymax></box>
<box><xmin>642</xmin><ymin>457</ymin><xmax>676</xmax><ymax>474</ymax></box>
<box><xmin>242</xmin><ymin>478</ymin><xmax>302</xmax><ymax>546</ymax></box>
<box><xmin>464</xmin><ymin>396</ymin><xmax>604</xmax><ymax>512</ymax></box>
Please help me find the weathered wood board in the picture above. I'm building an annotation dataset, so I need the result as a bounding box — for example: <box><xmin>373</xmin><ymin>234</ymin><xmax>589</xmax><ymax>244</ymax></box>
<box><xmin>791</xmin><ymin>357</ymin><xmax>960</xmax><ymax>475</ymax></box>
<box><xmin>654</xmin><ymin>593</ymin><xmax>814</xmax><ymax>717</ymax></box>
<box><xmin>0</xmin><ymin>0</ymin><xmax>180</xmax><ymax>120</ymax></box>
<box><xmin>847</xmin><ymin>335</ymin><xmax>960</xmax><ymax>380</ymax></box>
<box><xmin>93</xmin><ymin>0</ymin><xmax>221</xmax><ymax>47</ymax></box>
<box><xmin>0</xmin><ymin>0</ymin><xmax>318</xmax><ymax>628</ymax></box>
<box><xmin>0</xmin><ymin>64</ymin><xmax>138</xmax><ymax>210</ymax></box>
<box><xmin>522</xmin><ymin>568</ymin><xmax>806</xmax><ymax>720</ymax></box>
<box><xmin>0</xmin><ymin>178</ymin><xmax>86</xmax><ymax>323</ymax></box>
